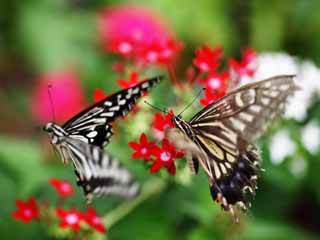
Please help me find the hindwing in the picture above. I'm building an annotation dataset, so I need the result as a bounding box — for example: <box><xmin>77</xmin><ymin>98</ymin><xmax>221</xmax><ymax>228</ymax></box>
<box><xmin>61</xmin><ymin>137</ymin><xmax>140</xmax><ymax>203</ymax></box>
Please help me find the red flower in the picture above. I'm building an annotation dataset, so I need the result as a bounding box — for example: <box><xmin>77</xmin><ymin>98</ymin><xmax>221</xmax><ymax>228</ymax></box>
<box><xmin>93</xmin><ymin>88</ymin><xmax>107</xmax><ymax>102</ymax></box>
<box><xmin>112</xmin><ymin>61</ymin><xmax>125</xmax><ymax>73</ymax></box>
<box><xmin>151</xmin><ymin>110</ymin><xmax>175</xmax><ymax>140</ymax></box>
<box><xmin>49</xmin><ymin>178</ymin><xmax>74</xmax><ymax>198</ymax></box>
<box><xmin>117</xmin><ymin>71</ymin><xmax>140</xmax><ymax>89</ymax></box>
<box><xmin>117</xmin><ymin>72</ymin><xmax>148</xmax><ymax>99</ymax></box>
<box><xmin>129</xmin><ymin>133</ymin><xmax>156</xmax><ymax>160</ymax></box>
<box><xmin>138</xmin><ymin>39</ymin><xmax>183</xmax><ymax>65</ymax></box>
<box><xmin>200</xmin><ymin>71</ymin><xmax>229</xmax><ymax>91</ymax></box>
<box><xmin>30</xmin><ymin>70</ymin><xmax>86</xmax><ymax>124</ymax></box>
<box><xmin>199</xmin><ymin>88</ymin><xmax>226</xmax><ymax>106</ymax></box>
<box><xmin>193</xmin><ymin>45</ymin><xmax>222</xmax><ymax>72</ymax></box>
<box><xmin>83</xmin><ymin>208</ymin><xmax>106</xmax><ymax>233</ymax></box>
<box><xmin>108</xmin><ymin>39</ymin><xmax>135</xmax><ymax>57</ymax></box>
<box><xmin>12</xmin><ymin>197</ymin><xmax>39</xmax><ymax>223</ymax></box>
<box><xmin>56</xmin><ymin>208</ymin><xmax>83</xmax><ymax>232</ymax></box>
<box><xmin>229</xmin><ymin>47</ymin><xmax>257</xmax><ymax>80</ymax></box>
<box><xmin>150</xmin><ymin>139</ymin><xmax>184</xmax><ymax>175</ymax></box>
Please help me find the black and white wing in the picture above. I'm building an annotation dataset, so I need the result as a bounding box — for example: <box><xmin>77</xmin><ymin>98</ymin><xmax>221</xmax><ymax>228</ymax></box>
<box><xmin>172</xmin><ymin>75</ymin><xmax>298</xmax><ymax>212</ymax></box>
<box><xmin>190</xmin><ymin>75</ymin><xmax>298</xmax><ymax>154</ymax></box>
<box><xmin>61</xmin><ymin>137</ymin><xmax>140</xmax><ymax>203</ymax></box>
<box><xmin>62</xmin><ymin>76</ymin><xmax>162</xmax><ymax>147</ymax></box>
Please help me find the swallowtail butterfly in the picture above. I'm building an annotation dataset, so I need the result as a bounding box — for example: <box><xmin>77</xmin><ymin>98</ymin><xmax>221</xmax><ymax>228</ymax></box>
<box><xmin>166</xmin><ymin>75</ymin><xmax>298</xmax><ymax>216</ymax></box>
<box><xmin>44</xmin><ymin>76</ymin><xmax>162</xmax><ymax>202</ymax></box>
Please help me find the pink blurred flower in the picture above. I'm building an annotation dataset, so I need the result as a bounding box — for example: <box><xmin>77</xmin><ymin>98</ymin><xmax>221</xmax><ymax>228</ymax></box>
<box><xmin>99</xmin><ymin>5</ymin><xmax>181</xmax><ymax>64</ymax></box>
<box><xmin>31</xmin><ymin>70</ymin><xmax>86</xmax><ymax>124</ymax></box>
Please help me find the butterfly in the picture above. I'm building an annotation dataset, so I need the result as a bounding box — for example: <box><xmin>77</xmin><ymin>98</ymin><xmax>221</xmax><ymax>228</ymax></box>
<box><xmin>43</xmin><ymin>76</ymin><xmax>162</xmax><ymax>203</ymax></box>
<box><xmin>166</xmin><ymin>75</ymin><xmax>299</xmax><ymax>215</ymax></box>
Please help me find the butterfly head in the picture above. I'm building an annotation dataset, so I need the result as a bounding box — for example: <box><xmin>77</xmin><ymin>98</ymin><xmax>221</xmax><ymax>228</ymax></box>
<box><xmin>171</xmin><ymin>114</ymin><xmax>183</xmax><ymax>127</ymax></box>
<box><xmin>171</xmin><ymin>114</ymin><xmax>194</xmax><ymax>136</ymax></box>
<box><xmin>43</xmin><ymin>122</ymin><xmax>67</xmax><ymax>144</ymax></box>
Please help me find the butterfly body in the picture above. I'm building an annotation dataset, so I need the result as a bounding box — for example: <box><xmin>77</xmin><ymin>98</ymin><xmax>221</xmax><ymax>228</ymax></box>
<box><xmin>167</xmin><ymin>75</ymin><xmax>298</xmax><ymax>212</ymax></box>
<box><xmin>44</xmin><ymin>76</ymin><xmax>162</xmax><ymax>202</ymax></box>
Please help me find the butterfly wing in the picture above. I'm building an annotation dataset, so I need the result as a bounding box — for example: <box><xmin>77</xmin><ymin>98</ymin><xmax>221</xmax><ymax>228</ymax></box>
<box><xmin>61</xmin><ymin>137</ymin><xmax>140</xmax><ymax>203</ymax></box>
<box><xmin>190</xmin><ymin>75</ymin><xmax>298</xmax><ymax>152</ymax></box>
<box><xmin>174</xmin><ymin>75</ymin><xmax>298</xmax><ymax>212</ymax></box>
<box><xmin>62</xmin><ymin>76</ymin><xmax>162</xmax><ymax>147</ymax></box>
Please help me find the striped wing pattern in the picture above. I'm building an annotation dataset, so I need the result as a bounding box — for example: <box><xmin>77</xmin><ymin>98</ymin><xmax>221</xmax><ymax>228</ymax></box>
<box><xmin>44</xmin><ymin>76</ymin><xmax>162</xmax><ymax>202</ymax></box>
<box><xmin>63</xmin><ymin>76</ymin><xmax>162</xmax><ymax>147</ymax></box>
<box><xmin>61</xmin><ymin>137</ymin><xmax>140</xmax><ymax>203</ymax></box>
<box><xmin>170</xmin><ymin>75</ymin><xmax>298</xmax><ymax>213</ymax></box>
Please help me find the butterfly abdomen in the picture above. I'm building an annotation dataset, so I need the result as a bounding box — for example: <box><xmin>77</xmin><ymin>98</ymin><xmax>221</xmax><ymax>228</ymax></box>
<box><xmin>209</xmin><ymin>145</ymin><xmax>261</xmax><ymax>211</ymax></box>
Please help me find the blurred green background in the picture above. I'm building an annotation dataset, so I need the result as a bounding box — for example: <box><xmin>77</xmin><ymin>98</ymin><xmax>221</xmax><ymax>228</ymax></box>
<box><xmin>1</xmin><ymin>0</ymin><xmax>320</xmax><ymax>239</ymax></box>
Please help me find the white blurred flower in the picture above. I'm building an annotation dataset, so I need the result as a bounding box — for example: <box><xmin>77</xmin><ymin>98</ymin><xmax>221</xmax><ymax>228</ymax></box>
<box><xmin>240</xmin><ymin>52</ymin><xmax>320</xmax><ymax>121</ymax></box>
<box><xmin>270</xmin><ymin>130</ymin><xmax>296</xmax><ymax>164</ymax></box>
<box><xmin>301</xmin><ymin>121</ymin><xmax>320</xmax><ymax>153</ymax></box>
<box><xmin>289</xmin><ymin>158</ymin><xmax>307</xmax><ymax>178</ymax></box>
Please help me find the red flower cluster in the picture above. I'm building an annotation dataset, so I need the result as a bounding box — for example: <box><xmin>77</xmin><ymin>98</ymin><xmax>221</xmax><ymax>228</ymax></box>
<box><xmin>229</xmin><ymin>47</ymin><xmax>257</xmax><ymax>82</ymax></box>
<box><xmin>129</xmin><ymin>111</ymin><xmax>184</xmax><ymax>175</ymax></box>
<box><xmin>56</xmin><ymin>207</ymin><xmax>105</xmax><ymax>233</ymax></box>
<box><xmin>189</xmin><ymin>45</ymin><xmax>257</xmax><ymax>106</ymax></box>
<box><xmin>99</xmin><ymin>5</ymin><xmax>182</xmax><ymax>66</ymax></box>
<box><xmin>12</xmin><ymin>179</ymin><xmax>106</xmax><ymax>235</ymax></box>
<box><xmin>193</xmin><ymin>45</ymin><xmax>222</xmax><ymax>72</ymax></box>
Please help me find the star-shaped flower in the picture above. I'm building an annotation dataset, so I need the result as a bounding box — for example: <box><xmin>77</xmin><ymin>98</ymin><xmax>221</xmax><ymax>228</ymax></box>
<box><xmin>83</xmin><ymin>208</ymin><xmax>106</xmax><ymax>233</ymax></box>
<box><xmin>193</xmin><ymin>45</ymin><xmax>222</xmax><ymax>72</ymax></box>
<box><xmin>12</xmin><ymin>197</ymin><xmax>39</xmax><ymax>224</ymax></box>
<box><xmin>229</xmin><ymin>47</ymin><xmax>257</xmax><ymax>80</ymax></box>
<box><xmin>199</xmin><ymin>88</ymin><xmax>226</xmax><ymax>106</ymax></box>
<box><xmin>56</xmin><ymin>208</ymin><xmax>83</xmax><ymax>232</ymax></box>
<box><xmin>151</xmin><ymin>110</ymin><xmax>175</xmax><ymax>140</ymax></box>
<box><xmin>129</xmin><ymin>133</ymin><xmax>156</xmax><ymax>160</ymax></box>
<box><xmin>150</xmin><ymin>139</ymin><xmax>184</xmax><ymax>175</ymax></box>
<box><xmin>49</xmin><ymin>178</ymin><xmax>74</xmax><ymax>198</ymax></box>
<box><xmin>200</xmin><ymin>71</ymin><xmax>229</xmax><ymax>91</ymax></box>
<box><xmin>117</xmin><ymin>71</ymin><xmax>140</xmax><ymax>89</ymax></box>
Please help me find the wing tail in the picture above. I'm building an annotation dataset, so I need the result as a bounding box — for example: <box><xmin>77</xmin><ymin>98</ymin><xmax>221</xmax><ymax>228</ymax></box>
<box><xmin>209</xmin><ymin>145</ymin><xmax>261</xmax><ymax>211</ymax></box>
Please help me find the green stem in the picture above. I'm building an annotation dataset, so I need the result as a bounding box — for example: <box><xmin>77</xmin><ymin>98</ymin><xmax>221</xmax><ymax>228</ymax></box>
<box><xmin>89</xmin><ymin>178</ymin><xmax>166</xmax><ymax>239</ymax></box>
<box><xmin>102</xmin><ymin>177</ymin><xmax>166</xmax><ymax>228</ymax></box>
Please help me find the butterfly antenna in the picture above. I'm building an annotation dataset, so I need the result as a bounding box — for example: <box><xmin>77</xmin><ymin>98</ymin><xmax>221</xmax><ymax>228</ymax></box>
<box><xmin>144</xmin><ymin>100</ymin><xmax>167</xmax><ymax>114</ymax></box>
<box><xmin>178</xmin><ymin>88</ymin><xmax>206</xmax><ymax>116</ymax></box>
<box><xmin>47</xmin><ymin>84</ymin><xmax>56</xmax><ymax>122</ymax></box>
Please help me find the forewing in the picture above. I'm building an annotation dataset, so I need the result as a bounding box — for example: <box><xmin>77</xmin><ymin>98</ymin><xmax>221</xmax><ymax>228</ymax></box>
<box><xmin>62</xmin><ymin>137</ymin><xmax>140</xmax><ymax>203</ymax></box>
<box><xmin>190</xmin><ymin>75</ymin><xmax>298</xmax><ymax>151</ymax></box>
<box><xmin>63</xmin><ymin>76</ymin><xmax>162</xmax><ymax>147</ymax></box>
